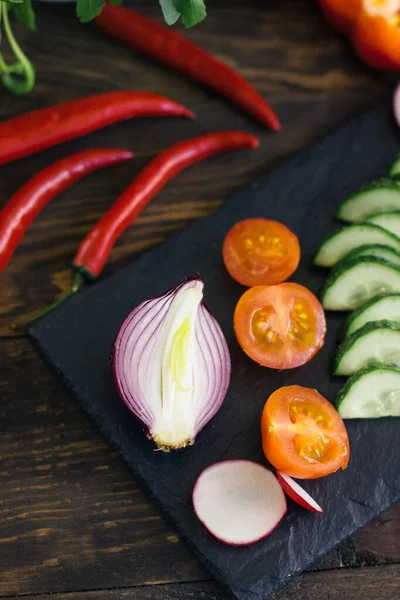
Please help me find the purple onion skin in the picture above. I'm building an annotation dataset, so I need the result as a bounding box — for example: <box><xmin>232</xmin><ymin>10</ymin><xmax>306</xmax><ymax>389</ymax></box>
<box><xmin>112</xmin><ymin>275</ymin><xmax>231</xmax><ymax>450</ymax></box>
<box><xmin>394</xmin><ymin>84</ymin><xmax>400</xmax><ymax>128</ymax></box>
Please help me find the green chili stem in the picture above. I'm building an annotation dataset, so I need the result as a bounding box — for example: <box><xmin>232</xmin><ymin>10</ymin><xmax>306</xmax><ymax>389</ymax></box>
<box><xmin>1</xmin><ymin>2</ymin><xmax>35</xmax><ymax>95</ymax></box>
<box><xmin>13</xmin><ymin>272</ymin><xmax>86</xmax><ymax>330</ymax></box>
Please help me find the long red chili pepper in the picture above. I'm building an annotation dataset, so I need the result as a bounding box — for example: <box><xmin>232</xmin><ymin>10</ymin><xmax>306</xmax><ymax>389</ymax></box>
<box><xmin>74</xmin><ymin>131</ymin><xmax>259</xmax><ymax>277</ymax></box>
<box><xmin>0</xmin><ymin>91</ymin><xmax>194</xmax><ymax>167</ymax></box>
<box><xmin>16</xmin><ymin>131</ymin><xmax>258</xmax><ymax>327</ymax></box>
<box><xmin>0</xmin><ymin>149</ymin><xmax>133</xmax><ymax>275</ymax></box>
<box><xmin>95</xmin><ymin>5</ymin><xmax>280</xmax><ymax>132</ymax></box>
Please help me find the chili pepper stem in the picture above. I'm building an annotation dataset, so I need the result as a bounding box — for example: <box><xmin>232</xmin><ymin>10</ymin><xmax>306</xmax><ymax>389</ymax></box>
<box><xmin>13</xmin><ymin>272</ymin><xmax>86</xmax><ymax>330</ymax></box>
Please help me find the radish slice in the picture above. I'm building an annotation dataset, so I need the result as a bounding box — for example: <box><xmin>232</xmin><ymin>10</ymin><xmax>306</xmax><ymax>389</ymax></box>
<box><xmin>277</xmin><ymin>472</ymin><xmax>324</xmax><ymax>513</ymax></box>
<box><xmin>192</xmin><ymin>460</ymin><xmax>287</xmax><ymax>545</ymax></box>
<box><xmin>394</xmin><ymin>83</ymin><xmax>400</xmax><ymax>128</ymax></box>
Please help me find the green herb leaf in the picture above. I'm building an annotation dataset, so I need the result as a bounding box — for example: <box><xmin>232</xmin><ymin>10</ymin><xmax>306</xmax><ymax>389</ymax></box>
<box><xmin>76</xmin><ymin>0</ymin><xmax>105</xmax><ymax>23</ymax></box>
<box><xmin>0</xmin><ymin>0</ymin><xmax>24</xmax><ymax>5</ymax></box>
<box><xmin>176</xmin><ymin>0</ymin><xmax>206</xmax><ymax>28</ymax></box>
<box><xmin>108</xmin><ymin>0</ymin><xmax>123</xmax><ymax>5</ymax></box>
<box><xmin>12</xmin><ymin>0</ymin><xmax>35</xmax><ymax>30</ymax></box>
<box><xmin>159</xmin><ymin>0</ymin><xmax>180</xmax><ymax>26</ymax></box>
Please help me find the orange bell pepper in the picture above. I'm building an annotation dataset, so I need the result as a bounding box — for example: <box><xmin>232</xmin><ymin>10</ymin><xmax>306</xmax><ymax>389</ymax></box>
<box><xmin>318</xmin><ymin>0</ymin><xmax>400</xmax><ymax>70</ymax></box>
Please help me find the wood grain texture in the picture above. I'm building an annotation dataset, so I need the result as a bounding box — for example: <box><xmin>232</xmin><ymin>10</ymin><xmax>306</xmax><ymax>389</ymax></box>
<box><xmin>0</xmin><ymin>566</ymin><xmax>399</xmax><ymax>600</ymax></box>
<box><xmin>0</xmin><ymin>0</ymin><xmax>389</xmax><ymax>333</ymax></box>
<box><xmin>0</xmin><ymin>0</ymin><xmax>397</xmax><ymax>597</ymax></box>
<box><xmin>0</xmin><ymin>339</ymin><xmax>399</xmax><ymax>597</ymax></box>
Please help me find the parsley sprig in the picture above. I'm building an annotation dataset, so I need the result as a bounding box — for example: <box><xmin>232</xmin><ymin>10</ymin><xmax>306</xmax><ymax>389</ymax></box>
<box><xmin>0</xmin><ymin>0</ymin><xmax>207</xmax><ymax>95</ymax></box>
<box><xmin>77</xmin><ymin>0</ymin><xmax>207</xmax><ymax>27</ymax></box>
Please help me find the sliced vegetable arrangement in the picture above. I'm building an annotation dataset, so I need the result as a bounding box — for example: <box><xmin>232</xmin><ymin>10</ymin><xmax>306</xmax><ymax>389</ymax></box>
<box><xmin>9</xmin><ymin>0</ymin><xmax>400</xmax><ymax>556</ymax></box>
<box><xmin>109</xmin><ymin>207</ymin><xmax>346</xmax><ymax>545</ymax></box>
<box><xmin>192</xmin><ymin>383</ymin><xmax>350</xmax><ymax>544</ymax></box>
<box><xmin>316</xmin><ymin>152</ymin><xmax>400</xmax><ymax>418</ymax></box>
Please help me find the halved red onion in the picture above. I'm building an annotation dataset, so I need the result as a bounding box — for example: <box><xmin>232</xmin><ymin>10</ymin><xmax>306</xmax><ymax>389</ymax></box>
<box><xmin>394</xmin><ymin>83</ymin><xmax>400</xmax><ymax>127</ymax></box>
<box><xmin>113</xmin><ymin>276</ymin><xmax>231</xmax><ymax>450</ymax></box>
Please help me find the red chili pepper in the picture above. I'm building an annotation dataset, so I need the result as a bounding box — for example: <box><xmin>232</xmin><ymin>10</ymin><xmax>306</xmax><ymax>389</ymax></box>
<box><xmin>95</xmin><ymin>5</ymin><xmax>280</xmax><ymax>131</ymax></box>
<box><xmin>0</xmin><ymin>149</ymin><xmax>133</xmax><ymax>275</ymax></box>
<box><xmin>15</xmin><ymin>131</ymin><xmax>258</xmax><ymax>327</ymax></box>
<box><xmin>0</xmin><ymin>91</ymin><xmax>194</xmax><ymax>167</ymax></box>
<box><xmin>74</xmin><ymin>131</ymin><xmax>259</xmax><ymax>278</ymax></box>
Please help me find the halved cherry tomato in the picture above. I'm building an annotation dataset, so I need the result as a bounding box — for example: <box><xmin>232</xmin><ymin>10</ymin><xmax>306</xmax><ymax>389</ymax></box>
<box><xmin>234</xmin><ymin>283</ymin><xmax>326</xmax><ymax>369</ymax></box>
<box><xmin>262</xmin><ymin>386</ymin><xmax>350</xmax><ymax>479</ymax></box>
<box><xmin>222</xmin><ymin>218</ymin><xmax>300</xmax><ymax>287</ymax></box>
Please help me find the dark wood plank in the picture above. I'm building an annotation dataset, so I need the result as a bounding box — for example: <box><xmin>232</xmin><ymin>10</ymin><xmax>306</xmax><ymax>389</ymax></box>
<box><xmin>0</xmin><ymin>339</ymin><xmax>398</xmax><ymax>597</ymax></box>
<box><xmin>0</xmin><ymin>0</ymin><xmax>389</xmax><ymax>334</ymax></box>
<box><xmin>1</xmin><ymin>565</ymin><xmax>399</xmax><ymax>600</ymax></box>
<box><xmin>0</xmin><ymin>0</ymin><xmax>397</xmax><ymax>597</ymax></box>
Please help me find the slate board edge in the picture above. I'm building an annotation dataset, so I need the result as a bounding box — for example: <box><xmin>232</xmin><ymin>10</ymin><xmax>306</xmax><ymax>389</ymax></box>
<box><xmin>29</xmin><ymin>333</ymin><xmax>238</xmax><ymax>600</ymax></box>
<box><xmin>29</xmin><ymin>100</ymin><xmax>400</xmax><ymax>600</ymax></box>
<box><xmin>29</xmin><ymin>332</ymin><xmax>399</xmax><ymax>600</ymax></box>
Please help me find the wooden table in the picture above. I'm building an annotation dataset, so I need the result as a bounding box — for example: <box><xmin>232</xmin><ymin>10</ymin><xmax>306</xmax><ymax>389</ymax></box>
<box><xmin>1</xmin><ymin>1</ymin><xmax>398</xmax><ymax>598</ymax></box>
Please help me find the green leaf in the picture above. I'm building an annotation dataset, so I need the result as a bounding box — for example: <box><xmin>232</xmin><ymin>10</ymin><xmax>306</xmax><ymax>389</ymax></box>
<box><xmin>159</xmin><ymin>0</ymin><xmax>180</xmax><ymax>26</ymax></box>
<box><xmin>12</xmin><ymin>0</ymin><xmax>35</xmax><ymax>30</ymax></box>
<box><xmin>76</xmin><ymin>0</ymin><xmax>105</xmax><ymax>23</ymax></box>
<box><xmin>108</xmin><ymin>0</ymin><xmax>123</xmax><ymax>5</ymax></box>
<box><xmin>176</xmin><ymin>0</ymin><xmax>206</xmax><ymax>27</ymax></box>
<box><xmin>0</xmin><ymin>0</ymin><xmax>24</xmax><ymax>5</ymax></box>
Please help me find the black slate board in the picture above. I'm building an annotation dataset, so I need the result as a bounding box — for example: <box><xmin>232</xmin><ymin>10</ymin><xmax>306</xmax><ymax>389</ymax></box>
<box><xmin>31</xmin><ymin>104</ymin><xmax>400</xmax><ymax>600</ymax></box>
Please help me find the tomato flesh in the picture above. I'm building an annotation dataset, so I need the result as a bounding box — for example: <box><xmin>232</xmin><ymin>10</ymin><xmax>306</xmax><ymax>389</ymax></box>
<box><xmin>262</xmin><ymin>386</ymin><xmax>350</xmax><ymax>479</ymax></box>
<box><xmin>223</xmin><ymin>218</ymin><xmax>300</xmax><ymax>287</ymax></box>
<box><xmin>234</xmin><ymin>283</ymin><xmax>326</xmax><ymax>369</ymax></box>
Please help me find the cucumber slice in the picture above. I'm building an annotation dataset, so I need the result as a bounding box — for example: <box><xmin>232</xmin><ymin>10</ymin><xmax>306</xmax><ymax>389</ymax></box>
<box><xmin>366</xmin><ymin>212</ymin><xmax>400</xmax><ymax>238</ymax></box>
<box><xmin>321</xmin><ymin>257</ymin><xmax>400</xmax><ymax>311</ymax></box>
<box><xmin>336</xmin><ymin>363</ymin><xmax>400</xmax><ymax>418</ymax></box>
<box><xmin>337</xmin><ymin>180</ymin><xmax>400</xmax><ymax>223</ymax></box>
<box><xmin>340</xmin><ymin>244</ymin><xmax>400</xmax><ymax>268</ymax></box>
<box><xmin>389</xmin><ymin>154</ymin><xmax>400</xmax><ymax>176</ymax></box>
<box><xmin>314</xmin><ymin>224</ymin><xmax>400</xmax><ymax>267</ymax></box>
<box><xmin>334</xmin><ymin>321</ymin><xmax>400</xmax><ymax>376</ymax></box>
<box><xmin>344</xmin><ymin>294</ymin><xmax>400</xmax><ymax>337</ymax></box>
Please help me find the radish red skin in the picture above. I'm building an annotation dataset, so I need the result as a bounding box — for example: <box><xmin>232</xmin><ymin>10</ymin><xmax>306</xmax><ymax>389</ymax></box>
<box><xmin>277</xmin><ymin>472</ymin><xmax>324</xmax><ymax>513</ymax></box>
<box><xmin>192</xmin><ymin>460</ymin><xmax>287</xmax><ymax>546</ymax></box>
